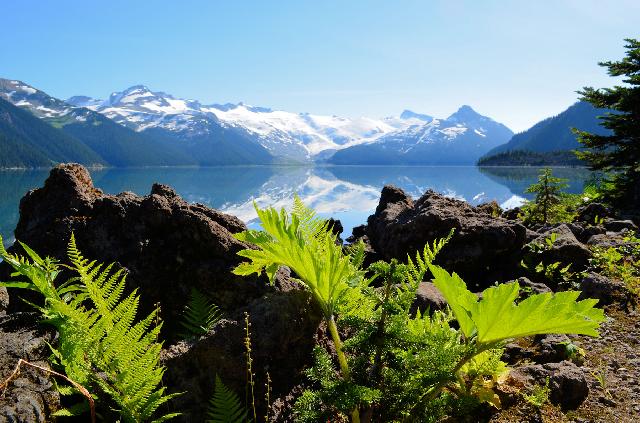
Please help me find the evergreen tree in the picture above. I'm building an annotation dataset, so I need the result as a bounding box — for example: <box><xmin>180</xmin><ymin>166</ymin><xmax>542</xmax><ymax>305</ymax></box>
<box><xmin>575</xmin><ymin>38</ymin><xmax>640</xmax><ymax>210</ymax></box>
<box><xmin>525</xmin><ymin>168</ymin><xmax>569</xmax><ymax>223</ymax></box>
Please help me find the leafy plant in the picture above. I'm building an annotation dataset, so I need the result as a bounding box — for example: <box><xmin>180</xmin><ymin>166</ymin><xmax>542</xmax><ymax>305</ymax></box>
<box><xmin>207</xmin><ymin>375</ymin><xmax>248</xmax><ymax>423</ymax></box>
<box><xmin>0</xmin><ymin>235</ymin><xmax>180</xmax><ymax>422</ymax></box>
<box><xmin>233</xmin><ymin>199</ymin><xmax>606</xmax><ymax>422</ymax></box>
<box><xmin>180</xmin><ymin>288</ymin><xmax>222</xmax><ymax>338</ymax></box>
<box><xmin>559</xmin><ymin>341</ymin><xmax>586</xmax><ymax>364</ymax></box>
<box><xmin>522</xmin><ymin>378</ymin><xmax>550</xmax><ymax>408</ymax></box>
<box><xmin>588</xmin><ymin>233</ymin><xmax>640</xmax><ymax>298</ymax></box>
<box><xmin>232</xmin><ymin>196</ymin><xmax>366</xmax><ymax>422</ymax></box>
<box><xmin>591</xmin><ymin>368</ymin><xmax>611</xmax><ymax>398</ymax></box>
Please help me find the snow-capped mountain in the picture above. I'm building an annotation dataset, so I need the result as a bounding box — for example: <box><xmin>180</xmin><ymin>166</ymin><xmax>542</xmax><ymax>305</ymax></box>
<box><xmin>0</xmin><ymin>77</ymin><xmax>514</xmax><ymax>167</ymax></box>
<box><xmin>0</xmin><ymin>78</ymin><xmax>90</xmax><ymax>121</ymax></box>
<box><xmin>67</xmin><ymin>85</ymin><xmax>430</xmax><ymax>162</ymax></box>
<box><xmin>329</xmin><ymin>105</ymin><xmax>514</xmax><ymax>165</ymax></box>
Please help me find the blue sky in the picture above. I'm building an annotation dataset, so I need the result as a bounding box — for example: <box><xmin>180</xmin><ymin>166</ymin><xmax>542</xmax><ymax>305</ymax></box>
<box><xmin>2</xmin><ymin>0</ymin><xmax>638</xmax><ymax>131</ymax></box>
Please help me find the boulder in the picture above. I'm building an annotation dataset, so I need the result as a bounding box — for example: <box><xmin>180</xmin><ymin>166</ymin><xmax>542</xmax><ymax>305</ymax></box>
<box><xmin>579</xmin><ymin>272</ymin><xmax>628</xmax><ymax>306</ymax></box>
<box><xmin>515</xmin><ymin>277</ymin><xmax>551</xmax><ymax>295</ymax></box>
<box><xmin>1</xmin><ymin>164</ymin><xmax>290</xmax><ymax>340</ymax></box>
<box><xmin>533</xmin><ymin>334</ymin><xmax>572</xmax><ymax>364</ymax></box>
<box><xmin>565</xmin><ymin>222</ymin><xmax>606</xmax><ymax>244</ymax></box>
<box><xmin>604</xmin><ymin>219</ymin><xmax>638</xmax><ymax>233</ymax></box>
<box><xmin>0</xmin><ymin>313</ymin><xmax>60</xmax><ymax>422</ymax></box>
<box><xmin>161</xmin><ymin>290</ymin><xmax>322</xmax><ymax>422</ymax></box>
<box><xmin>361</xmin><ymin>186</ymin><xmax>528</xmax><ymax>285</ymax></box>
<box><xmin>587</xmin><ymin>233</ymin><xmax>629</xmax><ymax>249</ymax></box>
<box><xmin>509</xmin><ymin>360</ymin><xmax>589</xmax><ymax>410</ymax></box>
<box><xmin>475</xmin><ymin>200</ymin><xmax>502</xmax><ymax>217</ymax></box>
<box><xmin>410</xmin><ymin>282</ymin><xmax>447</xmax><ymax>315</ymax></box>
<box><xmin>527</xmin><ymin>224</ymin><xmax>591</xmax><ymax>271</ymax></box>
<box><xmin>576</xmin><ymin>203</ymin><xmax>610</xmax><ymax>224</ymax></box>
<box><xmin>501</xmin><ymin>207</ymin><xmax>522</xmax><ymax>221</ymax></box>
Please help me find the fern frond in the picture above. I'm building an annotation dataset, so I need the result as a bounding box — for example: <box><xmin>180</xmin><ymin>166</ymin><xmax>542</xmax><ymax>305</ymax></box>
<box><xmin>0</xmin><ymin>235</ymin><xmax>180</xmax><ymax>422</ymax></box>
<box><xmin>180</xmin><ymin>288</ymin><xmax>222</xmax><ymax>338</ymax></box>
<box><xmin>206</xmin><ymin>375</ymin><xmax>248</xmax><ymax>423</ymax></box>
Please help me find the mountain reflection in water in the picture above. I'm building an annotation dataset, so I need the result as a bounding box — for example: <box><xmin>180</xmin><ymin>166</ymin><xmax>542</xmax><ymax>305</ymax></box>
<box><xmin>0</xmin><ymin>166</ymin><xmax>591</xmax><ymax>242</ymax></box>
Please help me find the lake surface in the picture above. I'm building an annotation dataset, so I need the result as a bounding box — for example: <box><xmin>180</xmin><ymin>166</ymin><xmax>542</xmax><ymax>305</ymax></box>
<box><xmin>0</xmin><ymin>166</ymin><xmax>592</xmax><ymax>243</ymax></box>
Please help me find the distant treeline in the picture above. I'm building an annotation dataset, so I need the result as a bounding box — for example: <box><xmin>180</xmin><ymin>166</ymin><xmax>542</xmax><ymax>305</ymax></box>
<box><xmin>477</xmin><ymin>150</ymin><xmax>584</xmax><ymax>166</ymax></box>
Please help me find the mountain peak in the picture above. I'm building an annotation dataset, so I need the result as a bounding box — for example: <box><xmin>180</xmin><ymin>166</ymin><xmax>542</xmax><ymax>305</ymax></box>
<box><xmin>108</xmin><ymin>85</ymin><xmax>158</xmax><ymax>106</ymax></box>
<box><xmin>400</xmin><ymin>110</ymin><xmax>433</xmax><ymax>122</ymax></box>
<box><xmin>447</xmin><ymin>105</ymin><xmax>484</xmax><ymax>122</ymax></box>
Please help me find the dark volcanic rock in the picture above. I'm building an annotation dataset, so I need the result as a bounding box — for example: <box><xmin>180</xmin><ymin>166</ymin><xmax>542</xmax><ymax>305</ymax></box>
<box><xmin>0</xmin><ymin>313</ymin><xmax>60</xmax><ymax>422</ymax></box>
<box><xmin>576</xmin><ymin>203</ymin><xmax>610</xmax><ymax>224</ymax></box>
<box><xmin>510</xmin><ymin>360</ymin><xmax>589</xmax><ymax>410</ymax></box>
<box><xmin>515</xmin><ymin>277</ymin><xmax>551</xmax><ymax>295</ymax></box>
<box><xmin>527</xmin><ymin>224</ymin><xmax>592</xmax><ymax>272</ymax></box>
<box><xmin>501</xmin><ymin>206</ymin><xmax>521</xmax><ymax>221</ymax></box>
<box><xmin>533</xmin><ymin>334</ymin><xmax>572</xmax><ymax>364</ymax></box>
<box><xmin>162</xmin><ymin>290</ymin><xmax>322</xmax><ymax>422</ymax></box>
<box><xmin>2</xmin><ymin>164</ymin><xmax>287</xmax><ymax>339</ymax></box>
<box><xmin>604</xmin><ymin>219</ymin><xmax>638</xmax><ymax>233</ymax></box>
<box><xmin>362</xmin><ymin>186</ymin><xmax>528</xmax><ymax>285</ymax></box>
<box><xmin>579</xmin><ymin>272</ymin><xmax>628</xmax><ymax>306</ymax></box>
<box><xmin>327</xmin><ymin>218</ymin><xmax>344</xmax><ymax>244</ymax></box>
<box><xmin>410</xmin><ymin>282</ymin><xmax>447</xmax><ymax>315</ymax></box>
<box><xmin>566</xmin><ymin>222</ymin><xmax>606</xmax><ymax>244</ymax></box>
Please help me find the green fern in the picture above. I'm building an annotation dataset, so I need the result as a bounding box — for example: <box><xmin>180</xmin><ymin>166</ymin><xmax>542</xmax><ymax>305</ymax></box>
<box><xmin>180</xmin><ymin>288</ymin><xmax>222</xmax><ymax>338</ymax></box>
<box><xmin>0</xmin><ymin>234</ymin><xmax>181</xmax><ymax>422</ymax></box>
<box><xmin>206</xmin><ymin>375</ymin><xmax>249</xmax><ymax>423</ymax></box>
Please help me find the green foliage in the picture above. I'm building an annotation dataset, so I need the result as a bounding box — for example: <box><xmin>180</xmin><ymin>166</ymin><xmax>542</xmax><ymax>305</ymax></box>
<box><xmin>522</xmin><ymin>378</ymin><xmax>550</xmax><ymax>408</ymax></box>
<box><xmin>206</xmin><ymin>375</ymin><xmax>249</xmax><ymax>423</ymax></box>
<box><xmin>180</xmin><ymin>288</ymin><xmax>222</xmax><ymax>338</ymax></box>
<box><xmin>234</xmin><ymin>199</ymin><xmax>605</xmax><ymax>422</ymax></box>
<box><xmin>575</xmin><ymin>38</ymin><xmax>640</xmax><ymax>209</ymax></box>
<box><xmin>559</xmin><ymin>341</ymin><xmax>586</xmax><ymax>364</ymax></box>
<box><xmin>588</xmin><ymin>233</ymin><xmax>640</xmax><ymax>297</ymax></box>
<box><xmin>0</xmin><ymin>234</ymin><xmax>180</xmax><ymax>422</ymax></box>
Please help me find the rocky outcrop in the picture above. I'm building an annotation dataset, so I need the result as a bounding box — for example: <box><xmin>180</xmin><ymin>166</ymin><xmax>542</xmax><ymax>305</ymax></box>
<box><xmin>357</xmin><ymin>186</ymin><xmax>528</xmax><ymax>284</ymax></box>
<box><xmin>2</xmin><ymin>163</ymin><xmax>292</xmax><ymax>340</ymax></box>
<box><xmin>162</xmin><ymin>289</ymin><xmax>322</xmax><ymax>422</ymax></box>
<box><xmin>0</xmin><ymin>313</ymin><xmax>60</xmax><ymax>422</ymax></box>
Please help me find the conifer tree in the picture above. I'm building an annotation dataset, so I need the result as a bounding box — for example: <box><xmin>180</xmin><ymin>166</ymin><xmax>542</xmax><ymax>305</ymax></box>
<box><xmin>575</xmin><ymin>38</ymin><xmax>640</xmax><ymax>209</ymax></box>
<box><xmin>525</xmin><ymin>168</ymin><xmax>568</xmax><ymax>223</ymax></box>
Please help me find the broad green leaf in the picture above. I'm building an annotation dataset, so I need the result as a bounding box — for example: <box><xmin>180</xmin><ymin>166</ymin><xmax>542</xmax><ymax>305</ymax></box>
<box><xmin>429</xmin><ymin>265</ymin><xmax>478</xmax><ymax>338</ymax></box>
<box><xmin>430</xmin><ymin>265</ymin><xmax>605</xmax><ymax>347</ymax></box>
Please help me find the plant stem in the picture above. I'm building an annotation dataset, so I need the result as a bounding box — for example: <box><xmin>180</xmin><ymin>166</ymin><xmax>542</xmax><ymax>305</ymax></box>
<box><xmin>327</xmin><ymin>315</ymin><xmax>360</xmax><ymax>423</ymax></box>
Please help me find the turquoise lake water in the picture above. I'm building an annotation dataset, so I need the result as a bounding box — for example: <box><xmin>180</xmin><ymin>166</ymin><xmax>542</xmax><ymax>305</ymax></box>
<box><xmin>0</xmin><ymin>166</ymin><xmax>592</xmax><ymax>243</ymax></box>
